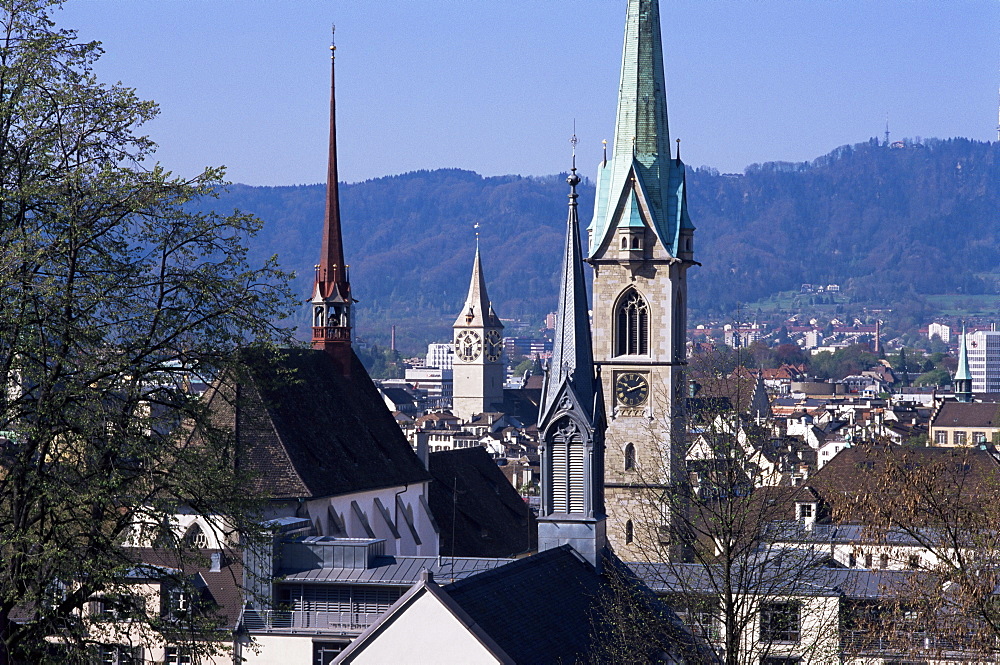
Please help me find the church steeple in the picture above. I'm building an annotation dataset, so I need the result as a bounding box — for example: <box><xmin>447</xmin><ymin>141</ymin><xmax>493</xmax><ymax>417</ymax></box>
<box><xmin>451</xmin><ymin>238</ymin><xmax>504</xmax><ymax>422</ymax></box>
<box><xmin>453</xmin><ymin>244</ymin><xmax>501</xmax><ymax>329</ymax></box>
<box><xmin>540</xmin><ymin>159</ymin><xmax>601</xmax><ymax>425</ymax></box>
<box><xmin>537</xmin><ymin>153</ymin><xmax>607</xmax><ymax>571</ymax></box>
<box><xmin>311</xmin><ymin>37</ymin><xmax>353</xmax><ymax>376</ymax></box>
<box><xmin>587</xmin><ymin>0</ymin><xmax>694</xmax><ymax>260</ymax></box>
<box><xmin>955</xmin><ymin>324</ymin><xmax>973</xmax><ymax>403</ymax></box>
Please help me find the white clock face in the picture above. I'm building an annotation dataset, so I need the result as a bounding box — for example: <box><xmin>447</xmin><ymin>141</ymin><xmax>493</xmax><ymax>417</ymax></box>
<box><xmin>485</xmin><ymin>330</ymin><xmax>502</xmax><ymax>362</ymax></box>
<box><xmin>456</xmin><ymin>330</ymin><xmax>482</xmax><ymax>362</ymax></box>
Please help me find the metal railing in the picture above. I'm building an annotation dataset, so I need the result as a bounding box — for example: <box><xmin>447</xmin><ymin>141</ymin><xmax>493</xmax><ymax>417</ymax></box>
<box><xmin>241</xmin><ymin>608</ymin><xmax>384</xmax><ymax>634</ymax></box>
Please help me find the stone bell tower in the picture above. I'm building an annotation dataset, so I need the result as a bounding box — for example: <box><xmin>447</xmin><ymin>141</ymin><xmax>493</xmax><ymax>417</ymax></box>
<box><xmin>587</xmin><ymin>0</ymin><xmax>697</xmax><ymax>560</ymax></box>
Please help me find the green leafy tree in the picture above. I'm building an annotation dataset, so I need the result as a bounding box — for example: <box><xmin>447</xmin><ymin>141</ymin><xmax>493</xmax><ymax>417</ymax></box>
<box><xmin>0</xmin><ymin>2</ymin><xmax>293</xmax><ymax>661</ymax></box>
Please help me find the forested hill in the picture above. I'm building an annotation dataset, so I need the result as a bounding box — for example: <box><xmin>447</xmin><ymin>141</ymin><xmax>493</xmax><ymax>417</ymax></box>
<box><xmin>207</xmin><ymin>138</ymin><xmax>1000</xmax><ymax>352</ymax></box>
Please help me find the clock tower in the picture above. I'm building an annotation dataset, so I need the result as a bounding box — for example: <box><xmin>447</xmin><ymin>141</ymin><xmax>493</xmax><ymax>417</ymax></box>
<box><xmin>452</xmin><ymin>246</ymin><xmax>504</xmax><ymax>422</ymax></box>
<box><xmin>587</xmin><ymin>0</ymin><xmax>697</xmax><ymax>560</ymax></box>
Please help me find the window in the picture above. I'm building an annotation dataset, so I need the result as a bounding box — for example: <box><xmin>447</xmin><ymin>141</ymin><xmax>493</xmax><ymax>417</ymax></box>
<box><xmin>879</xmin><ymin>553</ymin><xmax>889</xmax><ymax>569</ymax></box>
<box><xmin>625</xmin><ymin>520</ymin><xmax>634</xmax><ymax>544</ymax></box>
<box><xmin>934</xmin><ymin>431</ymin><xmax>947</xmax><ymax>445</ymax></box>
<box><xmin>549</xmin><ymin>418</ymin><xmax>584</xmax><ymax>514</ymax></box>
<box><xmin>864</xmin><ymin>553</ymin><xmax>872</xmax><ymax>568</ymax></box>
<box><xmin>97</xmin><ymin>645</ymin><xmax>140</xmax><ymax>665</ymax></box>
<box><xmin>760</xmin><ymin>602</ymin><xmax>800</xmax><ymax>643</ymax></box>
<box><xmin>163</xmin><ymin>586</ymin><xmax>191</xmax><ymax>620</ymax></box>
<box><xmin>615</xmin><ymin>289</ymin><xmax>649</xmax><ymax>356</ymax></box>
<box><xmin>164</xmin><ymin>647</ymin><xmax>192</xmax><ymax>665</ymax></box>
<box><xmin>848</xmin><ymin>553</ymin><xmax>856</xmax><ymax>567</ymax></box>
<box><xmin>183</xmin><ymin>523</ymin><xmax>208</xmax><ymax>549</ymax></box>
<box><xmin>954</xmin><ymin>431</ymin><xmax>967</xmax><ymax>446</ymax></box>
<box><xmin>908</xmin><ymin>555</ymin><xmax>921</xmax><ymax>569</ymax></box>
<box><xmin>797</xmin><ymin>503</ymin><xmax>813</xmax><ymax>519</ymax></box>
<box><xmin>313</xmin><ymin>642</ymin><xmax>348</xmax><ymax>665</ymax></box>
<box><xmin>973</xmin><ymin>431</ymin><xmax>987</xmax><ymax>444</ymax></box>
<box><xmin>624</xmin><ymin>443</ymin><xmax>636</xmax><ymax>471</ymax></box>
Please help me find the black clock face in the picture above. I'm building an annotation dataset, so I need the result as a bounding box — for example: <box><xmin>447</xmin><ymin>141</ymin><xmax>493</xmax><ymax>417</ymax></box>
<box><xmin>456</xmin><ymin>330</ymin><xmax>482</xmax><ymax>361</ymax></box>
<box><xmin>484</xmin><ymin>330</ymin><xmax>502</xmax><ymax>362</ymax></box>
<box><xmin>615</xmin><ymin>372</ymin><xmax>649</xmax><ymax>406</ymax></box>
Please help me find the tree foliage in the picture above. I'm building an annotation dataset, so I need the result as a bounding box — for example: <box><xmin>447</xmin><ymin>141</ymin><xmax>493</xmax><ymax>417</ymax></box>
<box><xmin>0</xmin><ymin>2</ymin><xmax>293</xmax><ymax>661</ymax></box>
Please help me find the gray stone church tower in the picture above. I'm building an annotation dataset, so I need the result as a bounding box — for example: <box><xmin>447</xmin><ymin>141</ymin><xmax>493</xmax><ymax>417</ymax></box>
<box><xmin>587</xmin><ymin>0</ymin><xmax>697</xmax><ymax>560</ymax></box>
<box><xmin>451</xmin><ymin>247</ymin><xmax>505</xmax><ymax>422</ymax></box>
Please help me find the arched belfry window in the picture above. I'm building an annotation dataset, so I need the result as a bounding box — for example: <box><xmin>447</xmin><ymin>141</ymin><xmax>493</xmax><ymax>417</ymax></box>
<box><xmin>313</xmin><ymin>306</ymin><xmax>325</xmax><ymax>327</ymax></box>
<box><xmin>624</xmin><ymin>443</ymin><xmax>636</xmax><ymax>471</ymax></box>
<box><xmin>549</xmin><ymin>418</ymin><xmax>585</xmax><ymax>514</ymax></box>
<box><xmin>616</xmin><ymin>289</ymin><xmax>649</xmax><ymax>356</ymax></box>
<box><xmin>184</xmin><ymin>523</ymin><xmax>208</xmax><ymax>549</ymax></box>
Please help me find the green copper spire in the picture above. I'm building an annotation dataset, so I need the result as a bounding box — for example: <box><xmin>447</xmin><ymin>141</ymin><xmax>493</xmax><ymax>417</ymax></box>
<box><xmin>955</xmin><ymin>324</ymin><xmax>973</xmax><ymax>402</ymax></box>
<box><xmin>588</xmin><ymin>0</ymin><xmax>693</xmax><ymax>259</ymax></box>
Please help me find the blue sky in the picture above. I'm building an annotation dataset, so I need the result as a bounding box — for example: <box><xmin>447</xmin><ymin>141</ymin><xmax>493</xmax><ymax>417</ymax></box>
<box><xmin>60</xmin><ymin>0</ymin><xmax>999</xmax><ymax>186</ymax></box>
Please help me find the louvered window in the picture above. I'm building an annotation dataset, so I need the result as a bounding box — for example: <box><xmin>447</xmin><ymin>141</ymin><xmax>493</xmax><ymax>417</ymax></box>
<box><xmin>616</xmin><ymin>289</ymin><xmax>649</xmax><ymax>356</ymax></box>
<box><xmin>549</xmin><ymin>418</ymin><xmax>585</xmax><ymax>514</ymax></box>
<box><xmin>551</xmin><ymin>438</ymin><xmax>568</xmax><ymax>512</ymax></box>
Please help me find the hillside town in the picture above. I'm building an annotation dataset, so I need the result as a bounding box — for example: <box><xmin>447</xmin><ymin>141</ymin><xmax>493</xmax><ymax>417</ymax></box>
<box><xmin>3</xmin><ymin>0</ymin><xmax>1000</xmax><ymax>664</ymax></box>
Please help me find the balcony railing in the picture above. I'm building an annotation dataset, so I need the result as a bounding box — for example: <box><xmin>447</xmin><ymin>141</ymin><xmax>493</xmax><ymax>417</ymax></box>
<box><xmin>241</xmin><ymin>608</ymin><xmax>384</xmax><ymax>634</ymax></box>
<box><xmin>840</xmin><ymin>630</ymin><xmax>981</xmax><ymax>657</ymax></box>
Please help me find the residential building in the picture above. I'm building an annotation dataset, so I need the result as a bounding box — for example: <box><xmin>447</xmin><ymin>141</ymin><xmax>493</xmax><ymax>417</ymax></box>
<box><xmin>929</xmin><ymin>400</ymin><xmax>1000</xmax><ymax>446</ymax></box>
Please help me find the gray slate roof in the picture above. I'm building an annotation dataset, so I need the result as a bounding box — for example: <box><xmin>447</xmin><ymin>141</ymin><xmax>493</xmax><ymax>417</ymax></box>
<box><xmin>279</xmin><ymin>554</ymin><xmax>510</xmax><ymax>586</ymax></box>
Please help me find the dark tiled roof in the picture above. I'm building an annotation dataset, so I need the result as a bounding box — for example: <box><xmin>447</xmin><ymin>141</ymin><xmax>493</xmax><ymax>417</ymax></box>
<box><xmin>496</xmin><ymin>387</ymin><xmax>541</xmax><ymax>425</ymax></box>
<box><xmin>428</xmin><ymin>447</ymin><xmax>536</xmax><ymax>557</ymax></box>
<box><xmin>933</xmin><ymin>401</ymin><xmax>1000</xmax><ymax>428</ymax></box>
<box><xmin>443</xmin><ymin>547</ymin><xmax>708</xmax><ymax>664</ymax></box>
<box><xmin>805</xmin><ymin>444</ymin><xmax>1000</xmax><ymax>520</ymax></box>
<box><xmin>232</xmin><ymin>348</ymin><xmax>431</xmax><ymax>499</ymax></box>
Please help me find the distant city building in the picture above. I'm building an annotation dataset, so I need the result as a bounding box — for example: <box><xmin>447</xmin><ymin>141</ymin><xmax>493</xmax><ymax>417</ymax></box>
<box><xmin>404</xmin><ymin>367</ymin><xmax>453</xmax><ymax>400</ymax></box>
<box><xmin>803</xmin><ymin>329</ymin><xmax>823</xmax><ymax>349</ymax></box>
<box><xmin>927</xmin><ymin>322</ymin><xmax>951</xmax><ymax>343</ymax></box>
<box><xmin>965</xmin><ymin>329</ymin><xmax>1000</xmax><ymax>393</ymax></box>
<box><xmin>425</xmin><ymin>342</ymin><xmax>454</xmax><ymax>370</ymax></box>
<box><xmin>503</xmin><ymin>336</ymin><xmax>552</xmax><ymax>360</ymax></box>
<box><xmin>544</xmin><ymin>311</ymin><xmax>557</xmax><ymax>330</ymax></box>
<box><xmin>724</xmin><ymin>325</ymin><xmax>765</xmax><ymax>348</ymax></box>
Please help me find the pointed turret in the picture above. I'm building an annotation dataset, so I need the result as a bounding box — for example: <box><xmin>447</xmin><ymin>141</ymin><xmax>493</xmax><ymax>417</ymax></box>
<box><xmin>453</xmin><ymin>246</ymin><xmax>501</xmax><ymax>329</ymax></box>
<box><xmin>540</xmin><ymin>163</ymin><xmax>600</xmax><ymax>423</ymax></box>
<box><xmin>311</xmin><ymin>39</ymin><xmax>353</xmax><ymax>376</ymax></box>
<box><xmin>537</xmin><ymin>155</ymin><xmax>607</xmax><ymax>571</ymax></box>
<box><xmin>587</xmin><ymin>0</ymin><xmax>694</xmax><ymax>260</ymax></box>
<box><xmin>955</xmin><ymin>325</ymin><xmax>973</xmax><ymax>403</ymax></box>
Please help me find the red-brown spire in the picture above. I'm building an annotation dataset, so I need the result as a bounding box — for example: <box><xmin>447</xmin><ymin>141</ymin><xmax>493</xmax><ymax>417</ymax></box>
<box><xmin>311</xmin><ymin>36</ymin><xmax>352</xmax><ymax>375</ymax></box>
<box><xmin>318</xmin><ymin>40</ymin><xmax>347</xmax><ymax>297</ymax></box>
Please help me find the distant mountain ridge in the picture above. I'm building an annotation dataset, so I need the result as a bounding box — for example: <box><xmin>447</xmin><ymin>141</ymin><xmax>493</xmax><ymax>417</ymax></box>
<box><xmin>206</xmin><ymin>138</ymin><xmax>1000</xmax><ymax>353</ymax></box>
